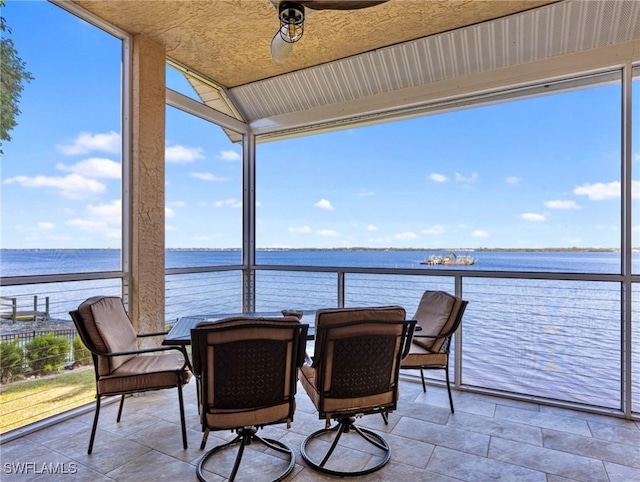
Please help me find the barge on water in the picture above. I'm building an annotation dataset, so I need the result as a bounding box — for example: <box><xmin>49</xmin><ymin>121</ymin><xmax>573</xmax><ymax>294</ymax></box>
<box><xmin>420</xmin><ymin>251</ymin><xmax>475</xmax><ymax>266</ymax></box>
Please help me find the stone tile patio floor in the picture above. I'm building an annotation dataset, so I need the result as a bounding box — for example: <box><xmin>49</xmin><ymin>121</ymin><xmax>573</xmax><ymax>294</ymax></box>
<box><xmin>1</xmin><ymin>378</ymin><xmax>639</xmax><ymax>481</ymax></box>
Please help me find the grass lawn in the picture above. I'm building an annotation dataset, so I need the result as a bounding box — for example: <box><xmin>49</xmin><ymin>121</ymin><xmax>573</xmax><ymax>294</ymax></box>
<box><xmin>0</xmin><ymin>368</ymin><xmax>95</xmax><ymax>433</ymax></box>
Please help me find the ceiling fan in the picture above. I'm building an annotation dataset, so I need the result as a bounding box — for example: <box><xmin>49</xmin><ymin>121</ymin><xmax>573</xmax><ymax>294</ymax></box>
<box><xmin>269</xmin><ymin>0</ymin><xmax>389</xmax><ymax>63</ymax></box>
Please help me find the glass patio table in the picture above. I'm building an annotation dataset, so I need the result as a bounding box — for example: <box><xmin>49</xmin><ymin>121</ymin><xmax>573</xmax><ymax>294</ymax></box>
<box><xmin>163</xmin><ymin>310</ymin><xmax>316</xmax><ymax>346</ymax></box>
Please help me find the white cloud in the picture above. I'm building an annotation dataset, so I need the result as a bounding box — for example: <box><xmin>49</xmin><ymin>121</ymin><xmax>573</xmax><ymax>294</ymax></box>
<box><xmin>395</xmin><ymin>231</ymin><xmax>418</xmax><ymax>240</ymax></box>
<box><xmin>367</xmin><ymin>224</ymin><xmax>378</xmax><ymax>231</ymax></box>
<box><xmin>86</xmin><ymin>200</ymin><xmax>121</xmax><ymax>224</ymax></box>
<box><xmin>37</xmin><ymin>222</ymin><xmax>54</xmax><ymax>230</ymax></box>
<box><xmin>545</xmin><ymin>200</ymin><xmax>580</xmax><ymax>210</ymax></box>
<box><xmin>521</xmin><ymin>212</ymin><xmax>546</xmax><ymax>222</ymax></box>
<box><xmin>190</xmin><ymin>172</ymin><xmax>230</xmax><ymax>182</ymax></box>
<box><xmin>455</xmin><ymin>172</ymin><xmax>478</xmax><ymax>183</ymax></box>
<box><xmin>66</xmin><ymin>200</ymin><xmax>121</xmax><ymax>238</ymax></box>
<box><xmin>506</xmin><ymin>176</ymin><xmax>520</xmax><ymax>185</ymax></box>
<box><xmin>422</xmin><ymin>224</ymin><xmax>445</xmax><ymax>235</ymax></box>
<box><xmin>214</xmin><ymin>198</ymin><xmax>242</xmax><ymax>208</ymax></box>
<box><xmin>574</xmin><ymin>180</ymin><xmax>640</xmax><ymax>200</ymax></box>
<box><xmin>219</xmin><ymin>150</ymin><xmax>241</xmax><ymax>161</ymax></box>
<box><xmin>316</xmin><ymin>229</ymin><xmax>339</xmax><ymax>237</ymax></box>
<box><xmin>574</xmin><ymin>182</ymin><xmax>619</xmax><ymax>200</ymax></box>
<box><xmin>429</xmin><ymin>173</ymin><xmax>448</xmax><ymax>183</ymax></box>
<box><xmin>315</xmin><ymin>199</ymin><xmax>334</xmax><ymax>210</ymax></box>
<box><xmin>472</xmin><ymin>230</ymin><xmax>489</xmax><ymax>238</ymax></box>
<box><xmin>289</xmin><ymin>226</ymin><xmax>312</xmax><ymax>233</ymax></box>
<box><xmin>166</xmin><ymin>144</ymin><xmax>204</xmax><ymax>163</ymax></box>
<box><xmin>56</xmin><ymin>158</ymin><xmax>121</xmax><ymax>179</ymax></box>
<box><xmin>358</xmin><ymin>189</ymin><xmax>374</xmax><ymax>197</ymax></box>
<box><xmin>3</xmin><ymin>174</ymin><xmax>105</xmax><ymax>199</ymax></box>
<box><xmin>57</xmin><ymin>131</ymin><xmax>120</xmax><ymax>155</ymax></box>
<box><xmin>165</xmin><ymin>206</ymin><xmax>175</xmax><ymax>218</ymax></box>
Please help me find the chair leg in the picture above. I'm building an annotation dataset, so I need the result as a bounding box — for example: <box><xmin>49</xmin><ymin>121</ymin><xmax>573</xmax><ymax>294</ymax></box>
<box><xmin>445</xmin><ymin>366</ymin><xmax>455</xmax><ymax>413</ymax></box>
<box><xmin>196</xmin><ymin>428</ymin><xmax>294</xmax><ymax>482</ymax></box>
<box><xmin>88</xmin><ymin>395</ymin><xmax>101</xmax><ymax>454</ymax></box>
<box><xmin>116</xmin><ymin>394</ymin><xmax>125</xmax><ymax>422</ymax></box>
<box><xmin>301</xmin><ymin>417</ymin><xmax>391</xmax><ymax>477</ymax></box>
<box><xmin>200</xmin><ymin>429</ymin><xmax>210</xmax><ymax>450</ymax></box>
<box><xmin>177</xmin><ymin>375</ymin><xmax>188</xmax><ymax>449</ymax></box>
<box><xmin>420</xmin><ymin>368</ymin><xmax>427</xmax><ymax>392</ymax></box>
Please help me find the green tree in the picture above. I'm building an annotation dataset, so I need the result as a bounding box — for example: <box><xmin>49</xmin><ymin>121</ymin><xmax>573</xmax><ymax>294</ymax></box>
<box><xmin>1</xmin><ymin>0</ymin><xmax>33</xmax><ymax>154</ymax></box>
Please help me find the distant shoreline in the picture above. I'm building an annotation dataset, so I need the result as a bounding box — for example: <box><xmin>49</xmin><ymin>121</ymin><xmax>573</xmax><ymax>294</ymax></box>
<box><xmin>0</xmin><ymin>247</ymin><xmax>622</xmax><ymax>252</ymax></box>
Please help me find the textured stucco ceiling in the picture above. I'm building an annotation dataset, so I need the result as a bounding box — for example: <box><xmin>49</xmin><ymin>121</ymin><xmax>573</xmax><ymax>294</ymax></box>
<box><xmin>72</xmin><ymin>0</ymin><xmax>557</xmax><ymax>88</ymax></box>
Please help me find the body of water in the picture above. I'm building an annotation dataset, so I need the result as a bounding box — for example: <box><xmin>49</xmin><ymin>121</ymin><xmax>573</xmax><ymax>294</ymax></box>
<box><xmin>0</xmin><ymin>248</ymin><xmax>635</xmax><ymax>276</ymax></box>
<box><xmin>1</xmin><ymin>249</ymin><xmax>638</xmax><ymax>412</ymax></box>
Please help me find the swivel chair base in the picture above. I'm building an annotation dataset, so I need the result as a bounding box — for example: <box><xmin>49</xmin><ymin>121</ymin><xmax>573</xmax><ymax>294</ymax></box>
<box><xmin>196</xmin><ymin>427</ymin><xmax>295</xmax><ymax>482</ymax></box>
<box><xmin>300</xmin><ymin>416</ymin><xmax>391</xmax><ymax>477</ymax></box>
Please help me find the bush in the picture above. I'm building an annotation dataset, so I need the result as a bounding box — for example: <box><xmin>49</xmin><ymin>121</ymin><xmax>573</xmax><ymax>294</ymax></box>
<box><xmin>73</xmin><ymin>335</ymin><xmax>92</xmax><ymax>366</ymax></box>
<box><xmin>0</xmin><ymin>340</ymin><xmax>24</xmax><ymax>383</ymax></box>
<box><xmin>24</xmin><ymin>333</ymin><xmax>70</xmax><ymax>375</ymax></box>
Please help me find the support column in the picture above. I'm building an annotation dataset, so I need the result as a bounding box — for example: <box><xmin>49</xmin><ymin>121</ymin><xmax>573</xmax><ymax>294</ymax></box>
<box><xmin>129</xmin><ymin>34</ymin><xmax>165</xmax><ymax>335</ymax></box>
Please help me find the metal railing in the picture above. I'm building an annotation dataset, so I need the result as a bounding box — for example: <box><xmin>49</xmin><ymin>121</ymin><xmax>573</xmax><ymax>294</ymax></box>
<box><xmin>166</xmin><ymin>264</ymin><xmax>639</xmax><ymax>417</ymax></box>
<box><xmin>1</xmin><ymin>263</ymin><xmax>637</xmax><ymax>436</ymax></box>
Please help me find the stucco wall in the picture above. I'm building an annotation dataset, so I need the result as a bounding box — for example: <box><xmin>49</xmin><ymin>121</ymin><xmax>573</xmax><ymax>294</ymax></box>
<box><xmin>129</xmin><ymin>34</ymin><xmax>166</xmax><ymax>337</ymax></box>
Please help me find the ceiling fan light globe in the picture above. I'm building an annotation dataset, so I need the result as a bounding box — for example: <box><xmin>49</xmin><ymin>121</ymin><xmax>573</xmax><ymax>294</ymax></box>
<box><xmin>271</xmin><ymin>31</ymin><xmax>294</xmax><ymax>63</ymax></box>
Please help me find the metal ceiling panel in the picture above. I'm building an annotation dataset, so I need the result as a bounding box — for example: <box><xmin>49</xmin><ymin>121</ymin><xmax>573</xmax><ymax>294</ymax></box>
<box><xmin>230</xmin><ymin>0</ymin><xmax>640</xmax><ymax>123</ymax></box>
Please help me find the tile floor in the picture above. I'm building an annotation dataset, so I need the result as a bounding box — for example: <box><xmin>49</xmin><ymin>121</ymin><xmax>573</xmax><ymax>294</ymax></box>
<box><xmin>1</xmin><ymin>378</ymin><xmax>639</xmax><ymax>481</ymax></box>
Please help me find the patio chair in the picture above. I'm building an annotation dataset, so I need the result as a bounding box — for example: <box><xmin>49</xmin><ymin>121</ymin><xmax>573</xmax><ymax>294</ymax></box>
<box><xmin>401</xmin><ymin>290</ymin><xmax>468</xmax><ymax>413</ymax></box>
<box><xmin>298</xmin><ymin>306</ymin><xmax>416</xmax><ymax>477</ymax></box>
<box><xmin>191</xmin><ymin>315</ymin><xmax>308</xmax><ymax>482</ymax></box>
<box><xmin>69</xmin><ymin>296</ymin><xmax>191</xmax><ymax>454</ymax></box>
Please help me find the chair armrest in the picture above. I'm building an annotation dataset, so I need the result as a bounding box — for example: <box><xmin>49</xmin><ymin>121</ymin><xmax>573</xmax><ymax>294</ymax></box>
<box><xmin>103</xmin><ymin>345</ymin><xmax>186</xmax><ymax>358</ymax></box>
<box><xmin>401</xmin><ymin>319</ymin><xmax>418</xmax><ymax>359</ymax></box>
<box><xmin>296</xmin><ymin>324</ymin><xmax>310</xmax><ymax>367</ymax></box>
<box><xmin>137</xmin><ymin>331</ymin><xmax>169</xmax><ymax>338</ymax></box>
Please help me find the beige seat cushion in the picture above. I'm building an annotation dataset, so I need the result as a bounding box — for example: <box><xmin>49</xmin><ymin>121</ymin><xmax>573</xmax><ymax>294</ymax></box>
<box><xmin>78</xmin><ymin>296</ymin><xmax>138</xmax><ymax>376</ymax></box>
<box><xmin>97</xmin><ymin>353</ymin><xmax>191</xmax><ymax>395</ymax></box>
<box><xmin>193</xmin><ymin>316</ymin><xmax>303</xmax><ymax>431</ymax></box>
<box><xmin>401</xmin><ymin>342</ymin><xmax>448</xmax><ymax>368</ymax></box>
<box><xmin>412</xmin><ymin>291</ymin><xmax>464</xmax><ymax>352</ymax></box>
<box><xmin>303</xmin><ymin>306</ymin><xmax>406</xmax><ymax>418</ymax></box>
<box><xmin>315</xmin><ymin>306</ymin><xmax>406</xmax><ymax>328</ymax></box>
<box><xmin>204</xmin><ymin>403</ymin><xmax>292</xmax><ymax>430</ymax></box>
<box><xmin>299</xmin><ymin>363</ymin><xmax>393</xmax><ymax>415</ymax></box>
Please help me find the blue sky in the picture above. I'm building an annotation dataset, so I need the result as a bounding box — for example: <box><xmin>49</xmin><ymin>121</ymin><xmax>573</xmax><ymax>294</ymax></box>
<box><xmin>1</xmin><ymin>1</ymin><xmax>638</xmax><ymax>250</ymax></box>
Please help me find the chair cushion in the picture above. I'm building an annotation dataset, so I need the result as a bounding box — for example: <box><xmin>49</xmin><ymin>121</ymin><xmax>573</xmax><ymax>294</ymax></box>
<box><xmin>315</xmin><ymin>306</ymin><xmax>406</xmax><ymax>328</ymax></box>
<box><xmin>303</xmin><ymin>306</ymin><xmax>406</xmax><ymax>419</ymax></box>
<box><xmin>204</xmin><ymin>403</ymin><xmax>292</xmax><ymax>430</ymax></box>
<box><xmin>412</xmin><ymin>291</ymin><xmax>456</xmax><ymax>350</ymax></box>
<box><xmin>192</xmin><ymin>316</ymin><xmax>303</xmax><ymax>433</ymax></box>
<box><xmin>300</xmin><ymin>363</ymin><xmax>395</xmax><ymax>416</ymax></box>
<box><xmin>401</xmin><ymin>341</ymin><xmax>448</xmax><ymax>368</ymax></box>
<box><xmin>78</xmin><ymin>296</ymin><xmax>138</xmax><ymax>376</ymax></box>
<box><xmin>97</xmin><ymin>352</ymin><xmax>191</xmax><ymax>395</ymax></box>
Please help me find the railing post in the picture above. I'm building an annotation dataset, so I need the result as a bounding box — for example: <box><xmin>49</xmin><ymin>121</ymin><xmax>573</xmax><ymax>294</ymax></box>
<box><xmin>454</xmin><ymin>275</ymin><xmax>463</xmax><ymax>391</ymax></box>
<box><xmin>337</xmin><ymin>272</ymin><xmax>345</xmax><ymax>308</ymax></box>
